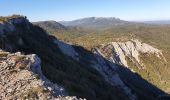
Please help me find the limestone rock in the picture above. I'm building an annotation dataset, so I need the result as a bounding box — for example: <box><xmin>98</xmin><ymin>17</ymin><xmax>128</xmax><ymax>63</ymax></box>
<box><xmin>92</xmin><ymin>48</ymin><xmax>136</xmax><ymax>100</ymax></box>
<box><xmin>54</xmin><ymin>39</ymin><xmax>79</xmax><ymax>61</ymax></box>
<box><xmin>96</xmin><ymin>39</ymin><xmax>166</xmax><ymax>69</ymax></box>
<box><xmin>0</xmin><ymin>51</ymin><xmax>80</xmax><ymax>100</ymax></box>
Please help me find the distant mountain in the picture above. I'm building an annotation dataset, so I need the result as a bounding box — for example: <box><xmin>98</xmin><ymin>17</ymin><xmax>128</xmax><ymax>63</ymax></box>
<box><xmin>33</xmin><ymin>21</ymin><xmax>67</xmax><ymax>33</ymax></box>
<box><xmin>60</xmin><ymin>17</ymin><xmax>137</xmax><ymax>30</ymax></box>
<box><xmin>143</xmin><ymin>20</ymin><xmax>170</xmax><ymax>25</ymax></box>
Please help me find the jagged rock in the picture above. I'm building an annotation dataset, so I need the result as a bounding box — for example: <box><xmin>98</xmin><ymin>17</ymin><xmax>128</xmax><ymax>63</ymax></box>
<box><xmin>96</xmin><ymin>39</ymin><xmax>166</xmax><ymax>69</ymax></box>
<box><xmin>56</xmin><ymin>96</ymin><xmax>86</xmax><ymax>100</ymax></box>
<box><xmin>0</xmin><ymin>15</ymin><xmax>29</xmax><ymax>35</ymax></box>
<box><xmin>56</xmin><ymin>39</ymin><xmax>167</xmax><ymax>100</ymax></box>
<box><xmin>8</xmin><ymin>16</ymin><xmax>28</xmax><ymax>25</ymax></box>
<box><xmin>55</xmin><ymin>41</ymin><xmax>136</xmax><ymax>100</ymax></box>
<box><xmin>0</xmin><ymin>51</ymin><xmax>81</xmax><ymax>100</ymax></box>
<box><xmin>92</xmin><ymin>48</ymin><xmax>136</xmax><ymax>100</ymax></box>
<box><xmin>91</xmin><ymin>39</ymin><xmax>169</xmax><ymax>100</ymax></box>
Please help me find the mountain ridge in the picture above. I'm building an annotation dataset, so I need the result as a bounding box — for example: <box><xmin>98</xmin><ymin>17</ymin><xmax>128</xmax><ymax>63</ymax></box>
<box><xmin>59</xmin><ymin>17</ymin><xmax>134</xmax><ymax>30</ymax></box>
<box><xmin>143</xmin><ymin>20</ymin><xmax>170</xmax><ymax>25</ymax></box>
<box><xmin>33</xmin><ymin>20</ymin><xmax>67</xmax><ymax>34</ymax></box>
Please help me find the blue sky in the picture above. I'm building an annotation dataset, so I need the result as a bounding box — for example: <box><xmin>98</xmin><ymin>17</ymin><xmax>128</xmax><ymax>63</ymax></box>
<box><xmin>0</xmin><ymin>0</ymin><xmax>170</xmax><ymax>21</ymax></box>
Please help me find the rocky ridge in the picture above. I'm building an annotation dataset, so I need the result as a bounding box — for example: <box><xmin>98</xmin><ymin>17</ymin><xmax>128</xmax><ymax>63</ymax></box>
<box><xmin>95</xmin><ymin>39</ymin><xmax>166</xmax><ymax>70</ymax></box>
<box><xmin>55</xmin><ymin>39</ymin><xmax>168</xmax><ymax>100</ymax></box>
<box><xmin>55</xmin><ymin>39</ymin><xmax>135</xmax><ymax>100</ymax></box>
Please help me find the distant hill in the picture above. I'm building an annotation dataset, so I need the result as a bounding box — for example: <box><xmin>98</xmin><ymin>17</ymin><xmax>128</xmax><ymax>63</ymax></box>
<box><xmin>60</xmin><ymin>17</ymin><xmax>142</xmax><ymax>30</ymax></box>
<box><xmin>143</xmin><ymin>20</ymin><xmax>170</xmax><ymax>25</ymax></box>
<box><xmin>33</xmin><ymin>21</ymin><xmax>67</xmax><ymax>33</ymax></box>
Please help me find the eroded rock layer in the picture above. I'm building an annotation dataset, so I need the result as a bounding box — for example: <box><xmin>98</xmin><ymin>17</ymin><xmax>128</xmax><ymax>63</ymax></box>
<box><xmin>95</xmin><ymin>39</ymin><xmax>165</xmax><ymax>69</ymax></box>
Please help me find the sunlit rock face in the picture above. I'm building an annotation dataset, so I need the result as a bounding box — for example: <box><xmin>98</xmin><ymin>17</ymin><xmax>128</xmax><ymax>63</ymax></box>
<box><xmin>55</xmin><ymin>41</ymin><xmax>136</xmax><ymax>100</ymax></box>
<box><xmin>95</xmin><ymin>39</ymin><xmax>165</xmax><ymax>69</ymax></box>
<box><xmin>0</xmin><ymin>51</ymin><xmax>70</xmax><ymax>100</ymax></box>
<box><xmin>92</xmin><ymin>48</ymin><xmax>136</xmax><ymax>100</ymax></box>
<box><xmin>55</xmin><ymin>39</ymin><xmax>167</xmax><ymax>100</ymax></box>
<box><xmin>91</xmin><ymin>39</ymin><xmax>167</xmax><ymax>99</ymax></box>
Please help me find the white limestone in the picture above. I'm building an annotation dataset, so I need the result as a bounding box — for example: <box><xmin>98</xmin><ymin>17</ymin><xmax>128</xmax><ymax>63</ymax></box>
<box><xmin>54</xmin><ymin>40</ymin><xmax>79</xmax><ymax>61</ymax></box>
<box><xmin>29</xmin><ymin>54</ymin><xmax>68</xmax><ymax>96</ymax></box>
<box><xmin>97</xmin><ymin>39</ymin><xmax>165</xmax><ymax>68</ymax></box>
<box><xmin>92</xmin><ymin>49</ymin><xmax>136</xmax><ymax>100</ymax></box>
<box><xmin>90</xmin><ymin>39</ymin><xmax>166</xmax><ymax>100</ymax></box>
<box><xmin>0</xmin><ymin>51</ymin><xmax>69</xmax><ymax>99</ymax></box>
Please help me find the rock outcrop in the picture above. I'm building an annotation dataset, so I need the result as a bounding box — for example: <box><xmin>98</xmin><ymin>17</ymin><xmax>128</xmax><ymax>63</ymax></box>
<box><xmin>0</xmin><ymin>50</ymin><xmax>82</xmax><ymax>100</ymax></box>
<box><xmin>56</xmin><ymin>39</ymin><xmax>167</xmax><ymax>100</ymax></box>
<box><xmin>95</xmin><ymin>39</ymin><xmax>166</xmax><ymax>69</ymax></box>
<box><xmin>56</xmin><ymin>40</ymin><xmax>136</xmax><ymax>100</ymax></box>
<box><xmin>0</xmin><ymin>15</ymin><xmax>29</xmax><ymax>35</ymax></box>
<box><xmin>92</xmin><ymin>48</ymin><xmax>136</xmax><ymax>100</ymax></box>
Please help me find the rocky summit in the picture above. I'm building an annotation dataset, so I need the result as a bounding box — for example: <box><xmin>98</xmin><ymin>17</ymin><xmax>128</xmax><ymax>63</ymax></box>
<box><xmin>0</xmin><ymin>51</ymin><xmax>51</xmax><ymax>99</ymax></box>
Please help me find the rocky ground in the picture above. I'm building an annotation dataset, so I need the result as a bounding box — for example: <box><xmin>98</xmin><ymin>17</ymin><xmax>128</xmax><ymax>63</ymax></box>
<box><xmin>0</xmin><ymin>50</ymin><xmax>83</xmax><ymax>100</ymax></box>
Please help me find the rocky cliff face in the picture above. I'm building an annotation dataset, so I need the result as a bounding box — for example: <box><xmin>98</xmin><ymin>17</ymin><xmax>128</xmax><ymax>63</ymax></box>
<box><xmin>56</xmin><ymin>38</ymin><xmax>169</xmax><ymax>100</ymax></box>
<box><xmin>92</xmin><ymin>39</ymin><xmax>169</xmax><ymax>99</ymax></box>
<box><xmin>0</xmin><ymin>50</ymin><xmax>83</xmax><ymax>100</ymax></box>
<box><xmin>0</xmin><ymin>15</ymin><xmax>29</xmax><ymax>34</ymax></box>
<box><xmin>95</xmin><ymin>39</ymin><xmax>166</xmax><ymax>69</ymax></box>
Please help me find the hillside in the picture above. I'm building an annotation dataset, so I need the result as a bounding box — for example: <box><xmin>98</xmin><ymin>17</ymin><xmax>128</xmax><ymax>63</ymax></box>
<box><xmin>38</xmin><ymin>16</ymin><xmax>170</xmax><ymax>98</ymax></box>
<box><xmin>33</xmin><ymin>21</ymin><xmax>67</xmax><ymax>34</ymax></box>
<box><xmin>50</xmin><ymin>23</ymin><xmax>170</xmax><ymax>95</ymax></box>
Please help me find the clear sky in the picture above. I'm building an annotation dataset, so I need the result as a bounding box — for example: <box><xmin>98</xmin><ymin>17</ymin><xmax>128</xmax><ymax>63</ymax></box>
<box><xmin>0</xmin><ymin>0</ymin><xmax>170</xmax><ymax>21</ymax></box>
